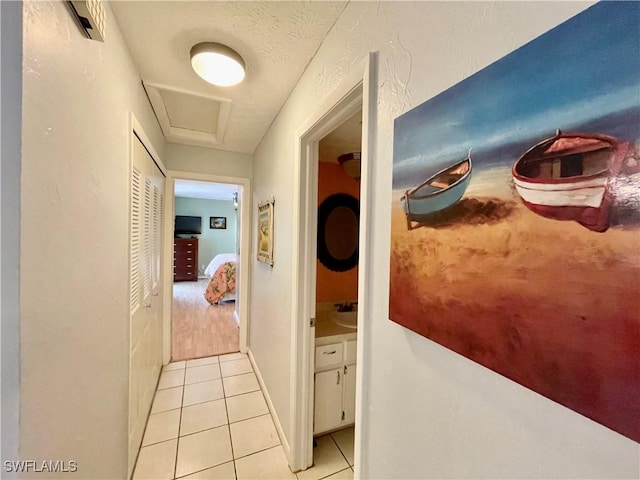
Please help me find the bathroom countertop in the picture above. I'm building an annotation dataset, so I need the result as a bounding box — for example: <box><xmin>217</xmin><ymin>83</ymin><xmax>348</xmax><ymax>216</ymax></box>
<box><xmin>315</xmin><ymin>310</ymin><xmax>357</xmax><ymax>345</ymax></box>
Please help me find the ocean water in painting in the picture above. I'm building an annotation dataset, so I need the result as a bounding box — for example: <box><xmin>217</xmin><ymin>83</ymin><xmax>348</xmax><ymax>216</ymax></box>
<box><xmin>389</xmin><ymin>1</ymin><xmax>640</xmax><ymax>443</ymax></box>
<box><xmin>393</xmin><ymin>2</ymin><xmax>640</xmax><ymax>191</ymax></box>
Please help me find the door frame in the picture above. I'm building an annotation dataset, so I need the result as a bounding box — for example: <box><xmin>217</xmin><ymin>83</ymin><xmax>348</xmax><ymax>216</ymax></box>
<box><xmin>162</xmin><ymin>171</ymin><xmax>251</xmax><ymax>363</ymax></box>
<box><xmin>289</xmin><ymin>52</ymin><xmax>378</xmax><ymax>473</ymax></box>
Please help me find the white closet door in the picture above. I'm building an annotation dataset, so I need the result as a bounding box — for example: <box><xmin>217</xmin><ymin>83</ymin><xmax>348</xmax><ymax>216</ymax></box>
<box><xmin>128</xmin><ymin>135</ymin><xmax>165</xmax><ymax>476</ymax></box>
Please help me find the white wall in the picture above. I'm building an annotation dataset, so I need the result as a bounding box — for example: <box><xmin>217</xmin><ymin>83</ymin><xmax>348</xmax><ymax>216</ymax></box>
<box><xmin>1</xmin><ymin>1</ymin><xmax>22</xmax><ymax>470</ymax></box>
<box><xmin>250</xmin><ymin>1</ymin><xmax>639</xmax><ymax>478</ymax></box>
<box><xmin>21</xmin><ymin>1</ymin><xmax>165</xmax><ymax>477</ymax></box>
<box><xmin>166</xmin><ymin>143</ymin><xmax>253</xmax><ymax>179</ymax></box>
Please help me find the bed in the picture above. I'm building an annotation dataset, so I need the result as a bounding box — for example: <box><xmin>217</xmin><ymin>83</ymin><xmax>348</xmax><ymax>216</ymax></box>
<box><xmin>204</xmin><ymin>253</ymin><xmax>238</xmax><ymax>306</ymax></box>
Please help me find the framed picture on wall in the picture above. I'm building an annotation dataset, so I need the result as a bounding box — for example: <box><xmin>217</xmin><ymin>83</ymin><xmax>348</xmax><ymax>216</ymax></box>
<box><xmin>257</xmin><ymin>197</ymin><xmax>274</xmax><ymax>266</ymax></box>
<box><xmin>210</xmin><ymin>216</ymin><xmax>226</xmax><ymax>229</ymax></box>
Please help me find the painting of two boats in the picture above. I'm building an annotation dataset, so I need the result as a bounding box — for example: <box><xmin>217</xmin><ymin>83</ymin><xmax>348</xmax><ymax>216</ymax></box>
<box><xmin>389</xmin><ymin>2</ymin><xmax>639</xmax><ymax>443</ymax></box>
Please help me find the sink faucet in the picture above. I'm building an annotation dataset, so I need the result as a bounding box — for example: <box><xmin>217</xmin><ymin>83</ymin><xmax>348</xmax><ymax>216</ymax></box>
<box><xmin>334</xmin><ymin>301</ymin><xmax>357</xmax><ymax>312</ymax></box>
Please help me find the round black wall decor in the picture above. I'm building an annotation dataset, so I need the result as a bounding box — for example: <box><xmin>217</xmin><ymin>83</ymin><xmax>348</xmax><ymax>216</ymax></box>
<box><xmin>317</xmin><ymin>193</ymin><xmax>359</xmax><ymax>272</ymax></box>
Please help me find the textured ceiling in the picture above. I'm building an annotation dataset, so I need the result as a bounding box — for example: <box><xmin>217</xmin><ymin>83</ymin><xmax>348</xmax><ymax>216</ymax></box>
<box><xmin>111</xmin><ymin>1</ymin><xmax>347</xmax><ymax>154</ymax></box>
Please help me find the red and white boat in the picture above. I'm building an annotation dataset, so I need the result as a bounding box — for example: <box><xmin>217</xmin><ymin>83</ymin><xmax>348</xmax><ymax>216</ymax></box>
<box><xmin>512</xmin><ymin>130</ymin><xmax>634</xmax><ymax>232</ymax></box>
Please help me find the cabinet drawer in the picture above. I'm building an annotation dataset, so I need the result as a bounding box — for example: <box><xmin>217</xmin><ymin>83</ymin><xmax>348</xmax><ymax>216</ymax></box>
<box><xmin>315</xmin><ymin>343</ymin><xmax>343</xmax><ymax>371</ymax></box>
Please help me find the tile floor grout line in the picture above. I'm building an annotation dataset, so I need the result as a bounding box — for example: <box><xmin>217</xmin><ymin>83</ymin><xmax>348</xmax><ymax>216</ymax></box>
<box><xmin>172</xmin><ymin>460</ymin><xmax>235</xmax><ymax>480</ymax></box>
<box><xmin>317</xmin><ymin>467</ymin><xmax>353</xmax><ymax>480</ymax></box>
<box><xmin>183</xmin><ymin>377</ymin><xmax>223</xmax><ymax>387</ymax></box>
<box><xmin>175</xmin><ymin>354</ymin><xmax>247</xmax><ymax>368</ymax></box>
<box><xmin>330</xmin><ymin>432</ymin><xmax>352</xmax><ymax>472</ymax></box>
<box><xmin>186</xmin><ymin>363</ymin><xmax>221</xmax><ymax>368</ymax></box>
<box><xmin>182</xmin><ymin>395</ymin><xmax>226</xmax><ymax>409</ymax></box>
<box><xmin>220</xmin><ymin>363</ymin><xmax>239</xmax><ymax>480</ymax></box>
<box><xmin>231</xmin><ymin>442</ymin><xmax>284</xmax><ymax>462</ymax></box>
<box><xmin>223</xmin><ymin>388</ymin><xmax>261</xmax><ymax>399</ymax></box>
<box><xmin>172</xmin><ymin>368</ymin><xmax>187</xmax><ymax>480</ymax></box>
<box><xmin>220</xmin><ymin>371</ymin><xmax>254</xmax><ymax>379</ymax></box>
<box><xmin>140</xmin><ymin>435</ymin><xmax>180</xmax><ymax>449</ymax></box>
<box><xmin>149</xmin><ymin>405</ymin><xmax>183</xmax><ymax>415</ymax></box>
<box><xmin>178</xmin><ymin>422</ymin><xmax>230</xmax><ymax>439</ymax></box>
<box><xmin>228</xmin><ymin>411</ymin><xmax>272</xmax><ymax>426</ymax></box>
<box><xmin>172</xmin><ymin>349</ymin><xmax>242</xmax><ymax>364</ymax></box>
<box><xmin>174</xmin><ymin>424</ymin><xmax>232</xmax><ymax>443</ymax></box>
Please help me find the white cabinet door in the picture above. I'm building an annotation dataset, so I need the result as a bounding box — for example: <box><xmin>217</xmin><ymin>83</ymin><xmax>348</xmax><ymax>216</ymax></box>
<box><xmin>344</xmin><ymin>340</ymin><xmax>357</xmax><ymax>365</ymax></box>
<box><xmin>314</xmin><ymin>369</ymin><xmax>343</xmax><ymax>434</ymax></box>
<box><xmin>342</xmin><ymin>364</ymin><xmax>357</xmax><ymax>426</ymax></box>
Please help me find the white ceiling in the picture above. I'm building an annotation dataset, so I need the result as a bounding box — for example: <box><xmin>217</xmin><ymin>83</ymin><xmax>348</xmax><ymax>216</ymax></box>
<box><xmin>111</xmin><ymin>1</ymin><xmax>347</xmax><ymax>154</ymax></box>
<box><xmin>174</xmin><ymin>179</ymin><xmax>238</xmax><ymax>201</ymax></box>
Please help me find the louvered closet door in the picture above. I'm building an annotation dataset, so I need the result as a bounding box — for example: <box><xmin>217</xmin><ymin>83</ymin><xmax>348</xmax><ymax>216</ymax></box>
<box><xmin>129</xmin><ymin>135</ymin><xmax>165</xmax><ymax>476</ymax></box>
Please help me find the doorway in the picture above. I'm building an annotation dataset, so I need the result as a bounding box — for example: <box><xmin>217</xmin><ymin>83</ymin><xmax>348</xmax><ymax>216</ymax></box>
<box><xmin>290</xmin><ymin>53</ymin><xmax>377</xmax><ymax>473</ymax></box>
<box><xmin>162</xmin><ymin>172</ymin><xmax>251</xmax><ymax>366</ymax></box>
<box><xmin>310</xmin><ymin>109</ymin><xmax>363</xmax><ymax>469</ymax></box>
<box><xmin>170</xmin><ymin>179</ymin><xmax>241</xmax><ymax>361</ymax></box>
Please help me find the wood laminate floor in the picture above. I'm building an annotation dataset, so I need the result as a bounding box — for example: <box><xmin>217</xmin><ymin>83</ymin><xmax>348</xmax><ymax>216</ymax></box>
<box><xmin>171</xmin><ymin>279</ymin><xmax>239</xmax><ymax>361</ymax></box>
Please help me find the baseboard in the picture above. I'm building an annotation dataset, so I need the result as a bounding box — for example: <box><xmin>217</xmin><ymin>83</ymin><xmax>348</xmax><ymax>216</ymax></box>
<box><xmin>247</xmin><ymin>348</ymin><xmax>291</xmax><ymax>462</ymax></box>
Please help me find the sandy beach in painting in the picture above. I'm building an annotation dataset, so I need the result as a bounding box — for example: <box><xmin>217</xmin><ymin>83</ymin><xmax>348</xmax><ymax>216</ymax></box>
<box><xmin>389</xmin><ymin>183</ymin><xmax>640</xmax><ymax>441</ymax></box>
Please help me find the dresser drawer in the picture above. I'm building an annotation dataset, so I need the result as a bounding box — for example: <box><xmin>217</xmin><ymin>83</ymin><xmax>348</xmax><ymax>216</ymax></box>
<box><xmin>174</xmin><ymin>241</ymin><xmax>196</xmax><ymax>248</ymax></box>
<box><xmin>315</xmin><ymin>343</ymin><xmax>343</xmax><ymax>371</ymax></box>
<box><xmin>174</xmin><ymin>253</ymin><xmax>196</xmax><ymax>262</ymax></box>
<box><xmin>174</xmin><ymin>248</ymin><xmax>196</xmax><ymax>255</ymax></box>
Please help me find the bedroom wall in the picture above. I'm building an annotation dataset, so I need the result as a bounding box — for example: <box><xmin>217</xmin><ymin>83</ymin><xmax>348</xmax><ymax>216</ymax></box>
<box><xmin>174</xmin><ymin>197</ymin><xmax>238</xmax><ymax>275</ymax></box>
<box><xmin>166</xmin><ymin>143</ymin><xmax>253</xmax><ymax>180</ymax></box>
<box><xmin>250</xmin><ymin>1</ymin><xmax>639</xmax><ymax>478</ymax></box>
<box><xmin>20</xmin><ymin>1</ymin><xmax>165</xmax><ymax>477</ymax></box>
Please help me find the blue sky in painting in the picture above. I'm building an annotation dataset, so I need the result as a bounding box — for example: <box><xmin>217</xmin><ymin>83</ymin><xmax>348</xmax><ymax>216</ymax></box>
<box><xmin>393</xmin><ymin>1</ymin><xmax>640</xmax><ymax>189</ymax></box>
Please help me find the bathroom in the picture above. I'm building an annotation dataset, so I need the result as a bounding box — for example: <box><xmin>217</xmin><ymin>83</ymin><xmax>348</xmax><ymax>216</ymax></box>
<box><xmin>312</xmin><ymin>110</ymin><xmax>362</xmax><ymax>465</ymax></box>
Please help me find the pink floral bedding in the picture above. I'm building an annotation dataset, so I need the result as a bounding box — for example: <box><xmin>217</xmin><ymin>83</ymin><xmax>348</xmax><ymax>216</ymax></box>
<box><xmin>204</xmin><ymin>262</ymin><xmax>237</xmax><ymax>305</ymax></box>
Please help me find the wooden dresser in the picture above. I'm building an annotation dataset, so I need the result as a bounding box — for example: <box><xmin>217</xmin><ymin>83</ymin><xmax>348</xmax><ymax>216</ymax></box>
<box><xmin>173</xmin><ymin>238</ymin><xmax>198</xmax><ymax>282</ymax></box>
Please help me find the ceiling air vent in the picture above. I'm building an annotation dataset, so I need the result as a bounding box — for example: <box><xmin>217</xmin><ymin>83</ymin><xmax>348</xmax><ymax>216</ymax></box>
<box><xmin>67</xmin><ymin>0</ymin><xmax>106</xmax><ymax>42</ymax></box>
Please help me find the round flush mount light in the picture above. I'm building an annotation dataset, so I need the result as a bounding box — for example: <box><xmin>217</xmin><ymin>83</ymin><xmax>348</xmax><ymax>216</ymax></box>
<box><xmin>190</xmin><ymin>42</ymin><xmax>246</xmax><ymax>87</ymax></box>
<box><xmin>338</xmin><ymin>152</ymin><xmax>361</xmax><ymax>179</ymax></box>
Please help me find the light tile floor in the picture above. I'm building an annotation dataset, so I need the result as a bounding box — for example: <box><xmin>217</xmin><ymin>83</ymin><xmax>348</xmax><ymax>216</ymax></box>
<box><xmin>133</xmin><ymin>353</ymin><xmax>355</xmax><ymax>480</ymax></box>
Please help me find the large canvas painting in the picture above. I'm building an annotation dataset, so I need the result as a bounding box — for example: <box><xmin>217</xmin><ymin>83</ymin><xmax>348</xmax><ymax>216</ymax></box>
<box><xmin>389</xmin><ymin>2</ymin><xmax>639</xmax><ymax>442</ymax></box>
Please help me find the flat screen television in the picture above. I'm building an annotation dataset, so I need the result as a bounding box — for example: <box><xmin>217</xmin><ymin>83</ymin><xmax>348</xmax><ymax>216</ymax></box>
<box><xmin>175</xmin><ymin>215</ymin><xmax>202</xmax><ymax>235</ymax></box>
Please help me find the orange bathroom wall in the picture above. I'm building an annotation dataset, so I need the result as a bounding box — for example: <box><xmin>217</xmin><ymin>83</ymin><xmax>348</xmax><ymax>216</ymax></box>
<box><xmin>316</xmin><ymin>162</ymin><xmax>360</xmax><ymax>303</ymax></box>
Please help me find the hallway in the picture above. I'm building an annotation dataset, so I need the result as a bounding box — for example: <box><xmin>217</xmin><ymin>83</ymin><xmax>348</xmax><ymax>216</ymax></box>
<box><xmin>133</xmin><ymin>353</ymin><xmax>354</xmax><ymax>479</ymax></box>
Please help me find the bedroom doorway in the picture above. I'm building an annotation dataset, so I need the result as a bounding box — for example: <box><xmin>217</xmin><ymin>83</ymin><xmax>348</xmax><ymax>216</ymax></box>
<box><xmin>162</xmin><ymin>173</ymin><xmax>251</xmax><ymax>363</ymax></box>
<box><xmin>171</xmin><ymin>179</ymin><xmax>240</xmax><ymax>361</ymax></box>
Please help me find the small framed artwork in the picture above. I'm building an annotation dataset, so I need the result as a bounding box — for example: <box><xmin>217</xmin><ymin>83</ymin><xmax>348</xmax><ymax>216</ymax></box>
<box><xmin>210</xmin><ymin>216</ymin><xmax>226</xmax><ymax>229</ymax></box>
<box><xmin>257</xmin><ymin>197</ymin><xmax>274</xmax><ymax>266</ymax></box>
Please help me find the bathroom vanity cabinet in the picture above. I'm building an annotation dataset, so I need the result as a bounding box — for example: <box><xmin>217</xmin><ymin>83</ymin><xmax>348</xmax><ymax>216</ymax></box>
<box><xmin>314</xmin><ymin>339</ymin><xmax>357</xmax><ymax>435</ymax></box>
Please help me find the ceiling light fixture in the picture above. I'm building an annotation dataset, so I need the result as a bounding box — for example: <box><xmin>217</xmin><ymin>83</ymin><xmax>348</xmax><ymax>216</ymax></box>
<box><xmin>338</xmin><ymin>152</ymin><xmax>361</xmax><ymax>179</ymax></box>
<box><xmin>190</xmin><ymin>42</ymin><xmax>246</xmax><ymax>87</ymax></box>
